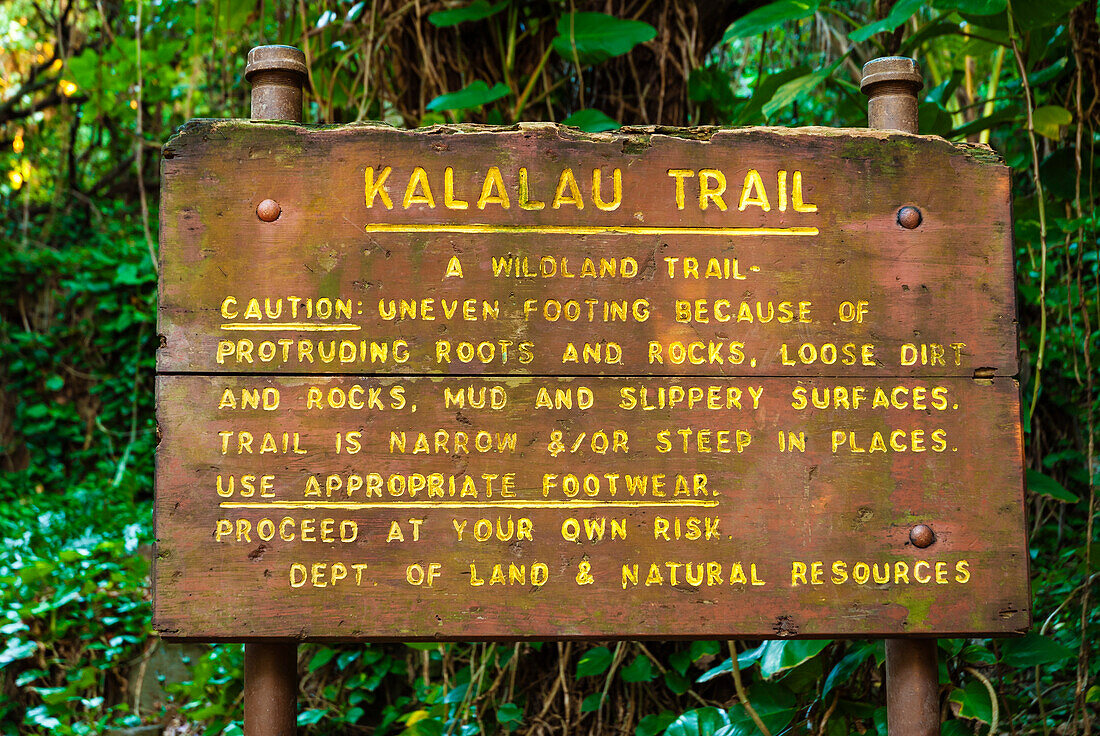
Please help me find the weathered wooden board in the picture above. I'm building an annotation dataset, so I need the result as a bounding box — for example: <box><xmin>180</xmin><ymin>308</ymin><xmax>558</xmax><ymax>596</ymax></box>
<box><xmin>155</xmin><ymin>122</ymin><xmax>1028</xmax><ymax>640</ymax></box>
<box><xmin>157</xmin><ymin>122</ymin><xmax>1016</xmax><ymax>377</ymax></box>
<box><xmin>154</xmin><ymin>375</ymin><xmax>1028</xmax><ymax>640</ymax></box>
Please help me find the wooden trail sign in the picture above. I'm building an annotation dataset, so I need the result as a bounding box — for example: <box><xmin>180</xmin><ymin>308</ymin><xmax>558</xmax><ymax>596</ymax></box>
<box><xmin>154</xmin><ymin>121</ymin><xmax>1029</xmax><ymax>641</ymax></box>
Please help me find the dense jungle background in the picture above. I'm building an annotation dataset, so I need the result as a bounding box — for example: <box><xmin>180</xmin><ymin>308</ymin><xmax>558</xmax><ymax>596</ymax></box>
<box><xmin>1</xmin><ymin>0</ymin><xmax>1098</xmax><ymax>734</ymax></box>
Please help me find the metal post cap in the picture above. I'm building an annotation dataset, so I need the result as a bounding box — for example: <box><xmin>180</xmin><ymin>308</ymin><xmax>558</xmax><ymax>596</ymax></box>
<box><xmin>860</xmin><ymin>56</ymin><xmax>923</xmax><ymax>94</ymax></box>
<box><xmin>245</xmin><ymin>45</ymin><xmax>307</xmax><ymax>81</ymax></box>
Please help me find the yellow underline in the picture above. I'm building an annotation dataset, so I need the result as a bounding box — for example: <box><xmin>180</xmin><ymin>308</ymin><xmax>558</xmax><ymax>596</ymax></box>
<box><xmin>220</xmin><ymin>500</ymin><xmax>719</xmax><ymax>510</ymax></box>
<box><xmin>220</xmin><ymin>323</ymin><xmax>362</xmax><ymax>331</ymax></box>
<box><xmin>363</xmin><ymin>223</ymin><xmax>818</xmax><ymax>237</ymax></box>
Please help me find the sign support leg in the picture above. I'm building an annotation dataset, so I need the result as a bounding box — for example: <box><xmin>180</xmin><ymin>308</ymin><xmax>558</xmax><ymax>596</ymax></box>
<box><xmin>885</xmin><ymin>639</ymin><xmax>940</xmax><ymax>736</ymax></box>
<box><xmin>244</xmin><ymin>643</ymin><xmax>298</xmax><ymax>735</ymax></box>
<box><xmin>860</xmin><ymin>56</ymin><xmax>941</xmax><ymax>736</ymax></box>
<box><xmin>240</xmin><ymin>44</ymin><xmax>308</xmax><ymax>736</ymax></box>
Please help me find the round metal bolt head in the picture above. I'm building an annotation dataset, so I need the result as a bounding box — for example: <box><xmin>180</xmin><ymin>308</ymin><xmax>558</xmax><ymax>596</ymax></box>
<box><xmin>897</xmin><ymin>206</ymin><xmax>922</xmax><ymax>229</ymax></box>
<box><xmin>246</xmin><ymin>45</ymin><xmax>308</xmax><ymax>80</ymax></box>
<box><xmin>860</xmin><ymin>56</ymin><xmax>924</xmax><ymax>93</ymax></box>
<box><xmin>257</xmin><ymin>199</ymin><xmax>281</xmax><ymax>222</ymax></box>
<box><xmin>909</xmin><ymin>524</ymin><xmax>935</xmax><ymax>548</ymax></box>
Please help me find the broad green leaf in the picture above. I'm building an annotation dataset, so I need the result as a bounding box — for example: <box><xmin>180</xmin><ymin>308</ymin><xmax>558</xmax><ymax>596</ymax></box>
<box><xmin>1032</xmin><ymin>105</ymin><xmax>1072</xmax><ymax>141</ymax></box>
<box><xmin>948</xmin><ymin>681</ymin><xmax>992</xmax><ymax>723</ymax></box>
<box><xmin>45</xmin><ymin>375</ymin><xmax>64</xmax><ymax>391</ymax></box>
<box><xmin>24</xmin><ymin>706</ymin><xmax>61</xmax><ymax>729</ymax></box>
<box><xmin>925</xmin><ymin>70</ymin><xmax>964</xmax><ymax>106</ymax></box>
<box><xmin>425</xmin><ymin>81</ymin><xmax>510</xmax><ymax>111</ymax></box>
<box><xmin>723</xmin><ymin>1</ymin><xmax>819</xmax><ymax>42</ymax></box>
<box><xmin>919</xmin><ymin>101</ymin><xmax>953</xmax><ymax>137</ymax></box>
<box><xmin>1027</xmin><ymin>469</ymin><xmax>1079</xmax><ymax>502</ymax></box>
<box><xmin>581</xmin><ymin>693</ymin><xmax>604</xmax><ymax>713</ymax></box>
<box><xmin>297</xmin><ymin>709</ymin><xmax>328</xmax><ymax>726</ymax></box>
<box><xmin>441</xmin><ymin>683</ymin><xmax>468</xmax><ymax>703</ymax></box>
<box><xmin>1000</xmin><ymin>631</ymin><xmax>1074</xmax><ymax>667</ymax></box>
<box><xmin>948</xmin><ymin>107</ymin><xmax>1017</xmax><ymax>139</ymax></box>
<box><xmin>696</xmin><ymin>659</ymin><xmax>731</xmax><ymax>683</ymax></box>
<box><xmin>576</xmin><ymin>645</ymin><xmax>613</xmax><ymax>677</ymax></box>
<box><xmin>696</xmin><ymin>646</ymin><xmax>764</xmax><ymax>683</ymax></box>
<box><xmin>562</xmin><ymin>108</ymin><xmax>620</xmax><ymax>132</ymax></box>
<box><xmin>942</xmin><ymin>721</ymin><xmax>971</xmax><ymax>736</ymax></box>
<box><xmin>689</xmin><ymin>640</ymin><xmax>720</xmax><ymax>662</ymax></box>
<box><xmin>1013</xmin><ymin>0</ymin><xmax>1084</xmax><ymax>30</ymax></box>
<box><xmin>664</xmin><ymin>669</ymin><xmax>691</xmax><ymax>695</ymax></box>
<box><xmin>960</xmin><ymin>644</ymin><xmax>997</xmax><ymax>666</ymax></box>
<box><xmin>15</xmin><ymin>669</ymin><xmax>44</xmax><ymax>687</ymax></box>
<box><xmin>31</xmin><ymin>686</ymin><xmax>69</xmax><ymax>705</ymax></box>
<box><xmin>849</xmin><ymin>0</ymin><xmax>924</xmax><ymax>42</ymax></box>
<box><xmin>668</xmin><ymin>649</ymin><xmax>692</xmax><ymax>675</ymax></box>
<box><xmin>496</xmin><ymin>703</ymin><xmax>523</xmax><ymax>723</ymax></box>
<box><xmin>552</xmin><ymin>12</ymin><xmax>657</xmax><ymax>65</ymax></box>
<box><xmin>735</xmin><ymin>67</ymin><xmax>810</xmax><ymax>124</ymax></box>
<box><xmin>762</xmin><ymin>57</ymin><xmax>843</xmax><ymax>119</ymax></box>
<box><xmin>1018</xmin><ymin>57</ymin><xmax>1068</xmax><ymax>89</ymax></box>
<box><xmin>637</xmin><ymin>712</ymin><xmax>677</xmax><ymax>736</ymax></box>
<box><xmin>1086</xmin><ymin>686</ymin><xmax>1100</xmax><ymax>703</ymax></box>
<box><xmin>822</xmin><ymin>643</ymin><xmax>875</xmax><ymax>697</ymax></box>
<box><xmin>405</xmin><ymin>643</ymin><xmax>439</xmax><ymax>651</ymax></box>
<box><xmin>758</xmin><ymin>639</ymin><xmax>832</xmax><ymax>678</ymax></box>
<box><xmin>870</xmin><ymin>706</ymin><xmax>889</xmax><ymax>735</ymax></box>
<box><xmin>429</xmin><ymin>1</ymin><xmax>507</xmax><ymax>28</ymax></box>
<box><xmin>687</xmin><ymin>65</ymin><xmax>740</xmax><ymax>117</ymax></box>
<box><xmin>931</xmin><ymin>0</ymin><xmax>1006</xmax><ymax>13</ymax></box>
<box><xmin>620</xmin><ymin>655</ymin><xmax>657</xmax><ymax>683</ymax></box>
<box><xmin>721</xmin><ymin>682</ymin><xmax>798</xmax><ymax>736</ymax></box>
<box><xmin>346</xmin><ymin>2</ymin><xmax>367</xmax><ymax>22</ymax></box>
<box><xmin>308</xmin><ymin>647</ymin><xmax>336</xmax><ymax>672</ymax></box>
<box><xmin>901</xmin><ymin>19</ymin><xmax>967</xmax><ymax>54</ymax></box>
<box><xmin>30</xmin><ymin>587</ymin><xmax>81</xmax><ymax>615</ymax></box>
<box><xmin>405</xmin><ymin>716</ymin><xmax>445</xmax><ymax>736</ymax></box>
<box><xmin>663</xmin><ymin>707</ymin><xmax>729</xmax><ymax>736</ymax></box>
<box><xmin>337</xmin><ymin>650</ymin><xmax>361</xmax><ymax>669</ymax></box>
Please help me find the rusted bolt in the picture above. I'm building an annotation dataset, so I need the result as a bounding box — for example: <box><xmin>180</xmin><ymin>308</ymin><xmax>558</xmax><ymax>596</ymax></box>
<box><xmin>257</xmin><ymin>199</ymin><xmax>281</xmax><ymax>222</ymax></box>
<box><xmin>245</xmin><ymin>45</ymin><xmax>307</xmax><ymax>122</ymax></box>
<box><xmin>860</xmin><ymin>56</ymin><xmax>923</xmax><ymax>133</ymax></box>
<box><xmin>909</xmin><ymin>524</ymin><xmax>935</xmax><ymax>548</ymax></box>
<box><xmin>897</xmin><ymin>206</ymin><xmax>922</xmax><ymax>229</ymax></box>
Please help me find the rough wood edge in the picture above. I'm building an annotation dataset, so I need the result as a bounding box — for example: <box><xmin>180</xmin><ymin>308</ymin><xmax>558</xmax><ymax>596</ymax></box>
<box><xmin>161</xmin><ymin>119</ymin><xmax>1006</xmax><ymax>168</ymax></box>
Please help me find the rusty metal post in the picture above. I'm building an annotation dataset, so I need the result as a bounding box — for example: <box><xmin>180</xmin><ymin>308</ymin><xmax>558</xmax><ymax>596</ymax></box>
<box><xmin>241</xmin><ymin>44</ymin><xmax>305</xmax><ymax>736</ymax></box>
<box><xmin>244</xmin><ymin>642</ymin><xmax>298</xmax><ymax>735</ymax></box>
<box><xmin>861</xmin><ymin>56</ymin><xmax>922</xmax><ymax>133</ymax></box>
<box><xmin>862</xmin><ymin>56</ymin><xmax>940</xmax><ymax>736</ymax></box>
<box><xmin>246</xmin><ymin>45</ymin><xmax>307</xmax><ymax>122</ymax></box>
<box><xmin>884</xmin><ymin>639</ymin><xmax>941</xmax><ymax>736</ymax></box>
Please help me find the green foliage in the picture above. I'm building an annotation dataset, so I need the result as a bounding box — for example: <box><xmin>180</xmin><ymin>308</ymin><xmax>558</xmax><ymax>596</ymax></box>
<box><xmin>0</xmin><ymin>483</ymin><xmax>150</xmax><ymax>733</ymax></box>
<box><xmin>428</xmin><ymin>1</ymin><xmax>508</xmax><ymax>28</ymax></box>
<box><xmin>725</xmin><ymin>682</ymin><xmax>798</xmax><ymax>735</ymax></box>
<box><xmin>0</xmin><ymin>212</ymin><xmax>157</xmax><ymax>497</ymax></box>
<box><xmin>551</xmin><ymin>13</ymin><xmax>657</xmax><ymax>66</ymax></box>
<box><xmin>426</xmin><ymin>80</ymin><xmax>511</xmax><ymax>112</ymax></box>
<box><xmin>1028</xmin><ymin>468</ymin><xmax>1079</xmax><ymax>502</ymax></box>
<box><xmin>1000</xmin><ymin>632</ymin><xmax>1076</xmax><ymax>668</ymax></box>
<box><xmin>848</xmin><ymin>0</ymin><xmax>924</xmax><ymax>42</ymax></box>
<box><xmin>576</xmin><ymin>645</ymin><xmax>613</xmax><ymax>678</ymax></box>
<box><xmin>0</xmin><ymin>0</ymin><xmax>1096</xmax><ymax>734</ymax></box>
<box><xmin>722</xmin><ymin>1</ymin><xmax>820</xmax><ymax>42</ymax></box>
<box><xmin>562</xmin><ymin>108</ymin><xmax>621</xmax><ymax>132</ymax></box>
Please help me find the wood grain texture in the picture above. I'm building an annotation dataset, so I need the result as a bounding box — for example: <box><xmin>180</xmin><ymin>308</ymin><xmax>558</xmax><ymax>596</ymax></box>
<box><xmin>154</xmin><ymin>375</ymin><xmax>1028</xmax><ymax>640</ymax></box>
<box><xmin>157</xmin><ymin>122</ymin><xmax>1016</xmax><ymax>377</ymax></box>
<box><xmin>155</xmin><ymin>122</ymin><xmax>1028</xmax><ymax>641</ymax></box>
